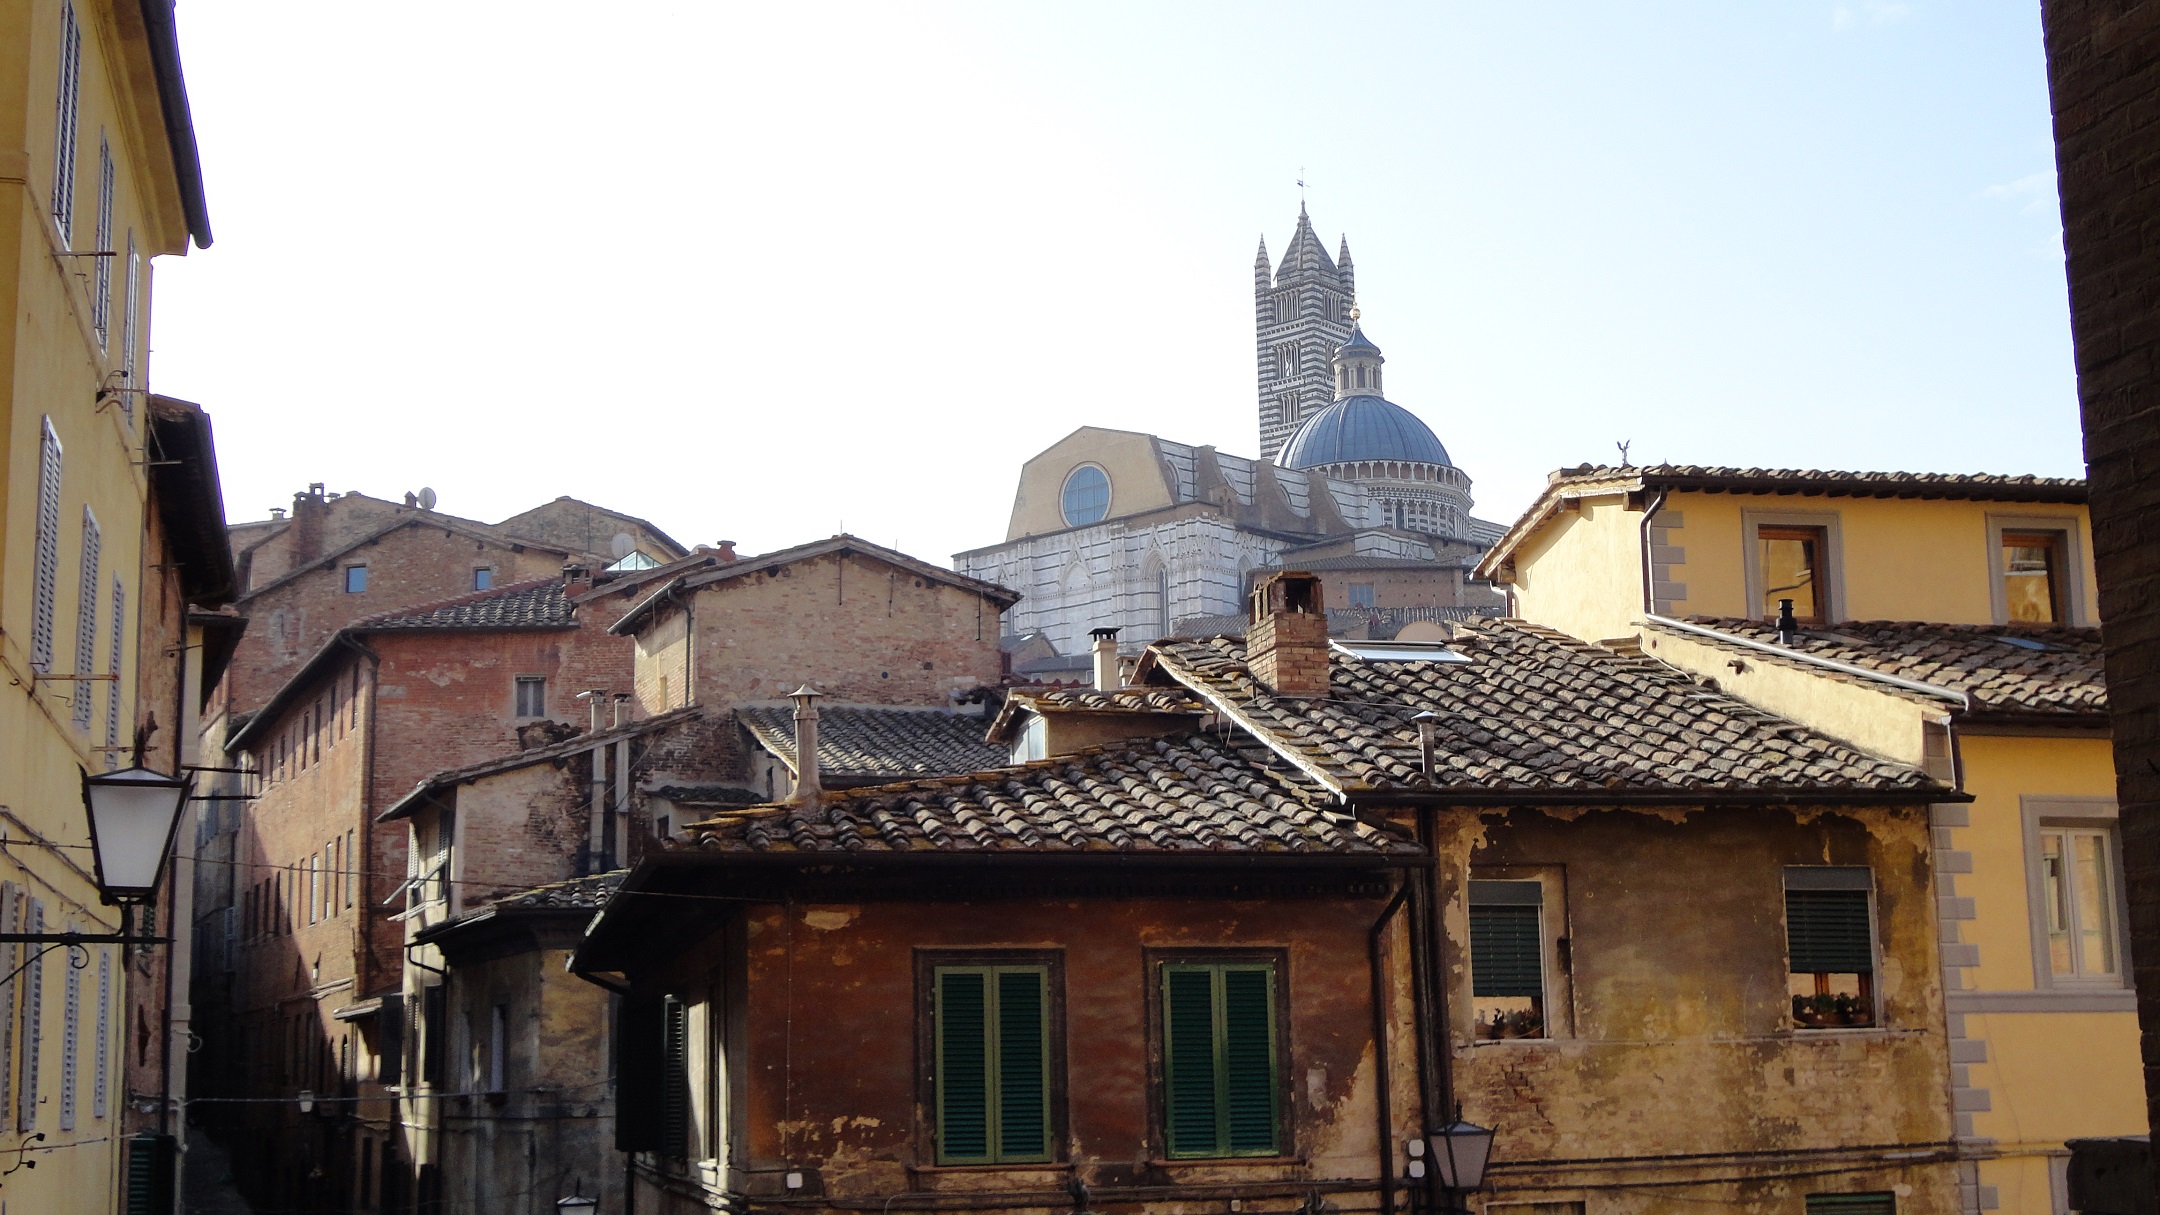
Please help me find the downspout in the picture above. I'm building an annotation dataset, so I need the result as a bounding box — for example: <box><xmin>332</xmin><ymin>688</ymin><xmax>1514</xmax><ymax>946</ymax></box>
<box><xmin>1637</xmin><ymin>488</ymin><xmax>1669</xmax><ymax>619</ymax></box>
<box><xmin>1368</xmin><ymin>875</ymin><xmax>1412</xmax><ymax>1215</ymax></box>
<box><xmin>1415</xmin><ymin>804</ymin><xmax>1452</xmax><ymax>1171</ymax></box>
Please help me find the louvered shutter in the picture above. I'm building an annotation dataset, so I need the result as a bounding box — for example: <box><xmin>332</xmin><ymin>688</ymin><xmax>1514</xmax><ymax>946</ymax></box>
<box><xmin>1806</xmin><ymin>1193</ymin><xmax>1895</xmax><ymax>1215</ymax></box>
<box><xmin>103</xmin><ymin>577</ymin><xmax>124</xmax><ymax>766</ymax></box>
<box><xmin>1786</xmin><ymin>890</ymin><xmax>1874</xmax><ymax>974</ymax></box>
<box><xmin>50</xmin><ymin>3</ymin><xmax>80</xmax><ymax>240</ymax></box>
<box><xmin>73</xmin><ymin>509</ymin><xmax>99</xmax><ymax>728</ymax></box>
<box><xmin>377</xmin><ymin>995</ymin><xmax>403</xmax><ymax>1086</ymax></box>
<box><xmin>1469</xmin><ymin>882</ymin><xmax>1545</xmax><ymax>999</ymax></box>
<box><xmin>995</xmin><ymin>970</ymin><xmax>1047</xmax><ymax>1160</ymax></box>
<box><xmin>124</xmin><ymin>1132</ymin><xmax>175</xmax><ymax>1215</ymax></box>
<box><xmin>30</xmin><ymin>420</ymin><xmax>63</xmax><ymax>673</ymax></box>
<box><xmin>420</xmin><ymin>985</ymin><xmax>445</xmax><ymax>1085</ymax></box>
<box><xmin>1220</xmin><ymin>967</ymin><xmax>1278</xmax><ymax>1155</ymax></box>
<box><xmin>19</xmin><ymin>900</ymin><xmax>43</xmax><ymax>1131</ymax></box>
<box><xmin>0</xmin><ymin>884</ymin><xmax>18</xmax><ymax>1115</ymax></box>
<box><xmin>662</xmin><ymin>997</ymin><xmax>691</xmax><ymax>1157</ymax></box>
<box><xmin>93</xmin><ymin>949</ymin><xmax>108</xmax><ymax>1118</ymax></box>
<box><xmin>936</xmin><ymin>970</ymin><xmax>990</xmax><ymax>1162</ymax></box>
<box><xmin>1163</xmin><ymin>967</ymin><xmax>1218</xmax><ymax>1157</ymax></box>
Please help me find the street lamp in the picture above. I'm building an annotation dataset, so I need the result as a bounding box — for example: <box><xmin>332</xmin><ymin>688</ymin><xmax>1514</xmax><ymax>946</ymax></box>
<box><xmin>1429</xmin><ymin>1115</ymin><xmax>1497</xmax><ymax>1211</ymax></box>
<box><xmin>79</xmin><ymin>764</ymin><xmax>193</xmax><ymax>905</ymax></box>
<box><xmin>558</xmin><ymin>1186</ymin><xmax>598</xmax><ymax>1215</ymax></box>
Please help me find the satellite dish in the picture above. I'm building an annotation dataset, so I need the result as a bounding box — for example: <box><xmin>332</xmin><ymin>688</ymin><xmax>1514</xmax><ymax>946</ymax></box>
<box><xmin>609</xmin><ymin>533</ymin><xmax>637</xmax><ymax>560</ymax></box>
<box><xmin>416</xmin><ymin>487</ymin><xmax>438</xmax><ymax>511</ymax></box>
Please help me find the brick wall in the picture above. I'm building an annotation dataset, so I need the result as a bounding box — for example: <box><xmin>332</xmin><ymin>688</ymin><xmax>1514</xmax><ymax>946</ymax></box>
<box><xmin>2041</xmin><ymin>0</ymin><xmax>2160</xmax><ymax>1164</ymax></box>
<box><xmin>222</xmin><ymin>522</ymin><xmax>580</xmax><ymax>717</ymax></box>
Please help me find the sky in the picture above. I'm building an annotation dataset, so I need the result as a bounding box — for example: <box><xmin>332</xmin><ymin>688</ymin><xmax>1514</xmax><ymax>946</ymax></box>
<box><xmin>149</xmin><ymin>2</ymin><xmax>2075</xmax><ymax>568</ymax></box>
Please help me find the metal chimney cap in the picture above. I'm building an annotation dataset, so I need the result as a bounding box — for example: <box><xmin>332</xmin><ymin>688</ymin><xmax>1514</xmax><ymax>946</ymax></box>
<box><xmin>1090</xmin><ymin>627</ymin><xmax>1122</xmax><ymax>640</ymax></box>
<box><xmin>789</xmin><ymin>684</ymin><xmax>822</xmax><ymax>700</ymax></box>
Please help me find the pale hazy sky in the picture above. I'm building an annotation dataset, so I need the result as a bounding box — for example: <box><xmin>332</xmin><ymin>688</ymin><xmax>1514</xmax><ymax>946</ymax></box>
<box><xmin>150</xmin><ymin>2</ymin><xmax>2073</xmax><ymax>567</ymax></box>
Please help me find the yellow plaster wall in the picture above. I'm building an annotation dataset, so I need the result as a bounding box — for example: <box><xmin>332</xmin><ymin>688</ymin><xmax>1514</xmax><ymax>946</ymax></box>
<box><xmin>1956</xmin><ymin>735</ymin><xmax>2118</xmax><ymax>992</ymax></box>
<box><xmin>1504</xmin><ymin>494</ymin><xmax>1649</xmax><ymax>643</ymax></box>
<box><xmin>1653</xmin><ymin>494</ymin><xmax>2095</xmax><ymax>626</ymax></box>
<box><xmin>1004</xmin><ymin>427</ymin><xmax>1174</xmax><ymax>541</ymax></box>
<box><xmin>0</xmin><ymin>3</ymin><xmax>200</xmax><ymax>1210</ymax></box>
<box><xmin>1640</xmin><ymin>628</ymin><xmax>1934</xmax><ymax>766</ymax></box>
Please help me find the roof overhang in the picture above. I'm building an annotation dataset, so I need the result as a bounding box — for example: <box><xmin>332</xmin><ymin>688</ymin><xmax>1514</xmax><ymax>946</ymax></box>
<box><xmin>147</xmin><ymin>397</ymin><xmax>235</xmax><ymax>605</ymax></box>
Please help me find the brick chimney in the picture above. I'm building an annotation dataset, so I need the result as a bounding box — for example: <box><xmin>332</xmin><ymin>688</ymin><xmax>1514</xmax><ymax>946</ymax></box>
<box><xmin>1248</xmin><ymin>571</ymin><xmax>1330</xmax><ymax>698</ymax></box>
<box><xmin>563</xmin><ymin>563</ymin><xmax>594</xmax><ymax>594</ymax></box>
<box><xmin>715</xmin><ymin>540</ymin><xmax>738</xmax><ymax>563</ymax></box>
<box><xmin>291</xmin><ymin>484</ymin><xmax>328</xmax><ymax>564</ymax></box>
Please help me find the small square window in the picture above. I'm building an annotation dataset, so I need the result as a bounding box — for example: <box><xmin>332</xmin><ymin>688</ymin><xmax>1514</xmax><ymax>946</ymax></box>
<box><xmin>343</xmin><ymin>565</ymin><xmax>367</xmax><ymax>594</ymax></box>
<box><xmin>474</xmin><ymin>568</ymin><xmax>493</xmax><ymax>591</ymax></box>
<box><xmin>1784</xmin><ymin>868</ymin><xmax>1876</xmax><ymax>1029</ymax></box>
<box><xmin>2001</xmin><ymin>530</ymin><xmax>2065</xmax><ymax>623</ymax></box>
<box><xmin>1758</xmin><ymin>526</ymin><xmax>1828</xmax><ymax>624</ymax></box>
<box><xmin>514</xmin><ymin>676</ymin><xmax>546</xmax><ymax>719</ymax></box>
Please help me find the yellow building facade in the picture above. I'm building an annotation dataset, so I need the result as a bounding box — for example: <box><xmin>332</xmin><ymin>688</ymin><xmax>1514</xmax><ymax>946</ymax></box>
<box><xmin>0</xmin><ymin>1</ymin><xmax>210</xmax><ymax>1211</ymax></box>
<box><xmin>1479</xmin><ymin>465</ymin><xmax>2139</xmax><ymax>1215</ymax></box>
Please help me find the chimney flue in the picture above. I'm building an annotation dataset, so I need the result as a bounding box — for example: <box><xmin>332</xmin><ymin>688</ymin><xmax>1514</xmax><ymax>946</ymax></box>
<box><xmin>1413</xmin><ymin>711</ymin><xmax>1442</xmax><ymax>783</ymax></box>
<box><xmin>1090</xmin><ymin>627</ymin><xmax>1122</xmax><ymax>692</ymax></box>
<box><xmin>612</xmin><ymin>692</ymin><xmax>631</xmax><ymax>728</ymax></box>
<box><xmin>563</xmin><ymin>564</ymin><xmax>594</xmax><ymax>593</ymax></box>
<box><xmin>1775</xmin><ymin>598</ymin><xmax>1799</xmax><ymax>646</ymax></box>
<box><xmin>578</xmin><ymin>689</ymin><xmax>606</xmax><ymax>733</ymax></box>
<box><xmin>1247</xmin><ymin>571</ymin><xmax>1330</xmax><ymax>698</ymax></box>
<box><xmin>790</xmin><ymin>684</ymin><xmax>823</xmax><ymax>807</ymax></box>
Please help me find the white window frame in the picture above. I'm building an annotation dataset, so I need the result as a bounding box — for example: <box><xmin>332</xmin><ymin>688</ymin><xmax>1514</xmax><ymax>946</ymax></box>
<box><xmin>1986</xmin><ymin>513</ymin><xmax>2091</xmax><ymax>627</ymax></box>
<box><xmin>1742</xmin><ymin>509</ymin><xmax>1845</xmax><ymax>625</ymax></box>
<box><xmin>514</xmin><ymin>674</ymin><xmax>546</xmax><ymax>719</ymax></box>
<box><xmin>120</xmin><ymin>233</ymin><xmax>140</xmax><ymax>420</ymax></box>
<box><xmin>2022</xmin><ymin>796</ymin><xmax>2132</xmax><ymax>991</ymax></box>
<box><xmin>50</xmin><ymin>1</ymin><xmax>81</xmax><ymax>243</ymax></box>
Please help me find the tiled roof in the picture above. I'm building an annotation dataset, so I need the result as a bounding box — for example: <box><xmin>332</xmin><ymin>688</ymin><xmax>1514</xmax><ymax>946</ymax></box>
<box><xmin>1657</xmin><ymin>618</ymin><xmax>2106</xmax><ymax>719</ymax></box>
<box><xmin>736</xmin><ymin>706</ymin><xmax>1006</xmax><ymax>779</ymax></box>
<box><xmin>647</xmin><ymin>784</ymin><xmax>766</xmax><ymax>806</ymax></box>
<box><xmin>358</xmin><ymin>577</ymin><xmax>576</xmax><ymax>631</ymax></box>
<box><xmin>987</xmin><ymin>686</ymin><xmax>1204</xmax><ymax>741</ymax></box>
<box><xmin>1146</xmin><ymin>620</ymin><xmax>1945</xmax><ymax>799</ymax></box>
<box><xmin>1172</xmin><ymin>605</ymin><xmax>1499</xmax><ymax>641</ymax></box>
<box><xmin>489</xmin><ymin>870</ymin><xmax>625</xmax><ymax>912</ymax></box>
<box><xmin>377</xmin><ymin>705</ymin><xmax>702</xmax><ymax>821</ymax></box>
<box><xmin>683</xmin><ymin>733</ymin><xmax>1417</xmax><ymax>857</ymax></box>
<box><xmin>1548</xmin><ymin>464</ymin><xmax>2086</xmax><ymax>499</ymax></box>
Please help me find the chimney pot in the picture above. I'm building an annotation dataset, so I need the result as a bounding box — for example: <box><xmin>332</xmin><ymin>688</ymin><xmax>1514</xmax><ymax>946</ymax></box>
<box><xmin>564</xmin><ymin>564</ymin><xmax>595</xmax><ymax>592</ymax></box>
<box><xmin>715</xmin><ymin>541</ymin><xmax>738</xmax><ymax>563</ymax></box>
<box><xmin>789</xmin><ymin>684</ymin><xmax>823</xmax><ymax>807</ymax></box>
<box><xmin>1090</xmin><ymin>627</ymin><xmax>1122</xmax><ymax>692</ymax></box>
<box><xmin>1247</xmin><ymin>571</ymin><xmax>1331</xmax><ymax>698</ymax></box>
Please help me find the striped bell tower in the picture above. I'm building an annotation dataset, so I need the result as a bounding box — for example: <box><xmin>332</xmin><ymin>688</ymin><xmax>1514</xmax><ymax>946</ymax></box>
<box><xmin>1255</xmin><ymin>204</ymin><xmax>1357</xmax><ymax>461</ymax></box>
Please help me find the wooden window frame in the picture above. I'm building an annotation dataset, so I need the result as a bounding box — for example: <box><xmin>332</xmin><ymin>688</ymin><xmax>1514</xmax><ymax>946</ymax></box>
<box><xmin>1143</xmin><ymin>947</ymin><xmax>1291</xmax><ymax>1163</ymax></box>
<box><xmin>1744</xmin><ymin>512</ymin><xmax>1841</xmax><ymax>626</ymax></box>
<box><xmin>1467</xmin><ymin>869</ymin><xmax>1572</xmax><ymax>1041</ymax></box>
<box><xmin>1987</xmin><ymin>514</ymin><xmax>2088</xmax><ymax>626</ymax></box>
<box><xmin>913</xmin><ymin>949</ymin><xmax>1065</xmax><ymax>1168</ymax></box>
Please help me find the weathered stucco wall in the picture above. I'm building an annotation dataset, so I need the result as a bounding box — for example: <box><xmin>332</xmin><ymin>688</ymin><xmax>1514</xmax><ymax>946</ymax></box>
<box><xmin>1446</xmin><ymin>803</ymin><xmax>1959</xmax><ymax>1213</ymax></box>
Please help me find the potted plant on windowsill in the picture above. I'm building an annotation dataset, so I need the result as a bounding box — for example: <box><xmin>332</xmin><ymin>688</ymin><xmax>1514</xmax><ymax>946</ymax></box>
<box><xmin>1793</xmin><ymin>994</ymin><xmax>1838</xmax><ymax>1028</ymax></box>
<box><xmin>1832</xmin><ymin>993</ymin><xmax>1872</xmax><ymax>1027</ymax></box>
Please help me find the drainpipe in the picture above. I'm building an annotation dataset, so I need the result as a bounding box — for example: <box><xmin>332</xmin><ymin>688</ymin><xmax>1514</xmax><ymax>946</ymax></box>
<box><xmin>1368</xmin><ymin>875</ymin><xmax>1412</xmax><ymax>1215</ymax></box>
<box><xmin>1636</xmin><ymin>488</ymin><xmax>1669</xmax><ymax>619</ymax></box>
<box><xmin>1409</xmin><ymin>712</ymin><xmax>1452</xmax><ymax>1206</ymax></box>
<box><xmin>790</xmin><ymin>685</ymin><xmax>823</xmax><ymax>808</ymax></box>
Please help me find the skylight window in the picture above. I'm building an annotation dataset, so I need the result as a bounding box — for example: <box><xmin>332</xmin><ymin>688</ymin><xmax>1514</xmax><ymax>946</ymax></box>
<box><xmin>1330</xmin><ymin>640</ymin><xmax>1470</xmax><ymax>663</ymax></box>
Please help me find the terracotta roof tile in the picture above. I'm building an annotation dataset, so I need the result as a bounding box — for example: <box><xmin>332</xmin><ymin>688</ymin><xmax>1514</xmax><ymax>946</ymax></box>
<box><xmin>1663</xmin><ymin>618</ymin><xmax>2105</xmax><ymax>718</ymax></box>
<box><xmin>359</xmin><ymin>577</ymin><xmax>576</xmax><ymax>631</ymax></box>
<box><xmin>488</xmin><ymin>870</ymin><xmax>624</xmax><ymax>912</ymax></box>
<box><xmin>1148</xmin><ymin>620</ymin><xmax>1944</xmax><ymax>798</ymax></box>
<box><xmin>684</xmin><ymin>733</ymin><xmax>1415</xmax><ymax>857</ymax></box>
<box><xmin>735</xmin><ymin>706</ymin><xmax>1006</xmax><ymax>779</ymax></box>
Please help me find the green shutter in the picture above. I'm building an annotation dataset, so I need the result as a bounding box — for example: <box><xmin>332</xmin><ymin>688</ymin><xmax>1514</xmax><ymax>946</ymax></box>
<box><xmin>1806</xmin><ymin>1193</ymin><xmax>1895</xmax><ymax>1215</ymax></box>
<box><xmin>935</xmin><ymin>966</ymin><xmax>1049</xmax><ymax>1164</ymax></box>
<box><xmin>996</xmin><ymin>970</ymin><xmax>1048</xmax><ymax>1160</ymax></box>
<box><xmin>1221</xmin><ymin>968</ymin><xmax>1278</xmax><ymax>1154</ymax></box>
<box><xmin>662</xmin><ymin>997</ymin><xmax>691</xmax><ymax>1158</ymax></box>
<box><xmin>1469</xmin><ymin>904</ymin><xmax>1543</xmax><ymax>998</ymax></box>
<box><xmin>1786</xmin><ymin>889</ymin><xmax>1874</xmax><ymax>974</ymax></box>
<box><xmin>1163</xmin><ymin>967</ymin><xmax>1219</xmax><ymax>1157</ymax></box>
<box><xmin>936</xmin><ymin>971</ymin><xmax>991</xmax><ymax>1162</ymax></box>
<box><xmin>1163</xmin><ymin>963</ymin><xmax>1278</xmax><ymax>1159</ymax></box>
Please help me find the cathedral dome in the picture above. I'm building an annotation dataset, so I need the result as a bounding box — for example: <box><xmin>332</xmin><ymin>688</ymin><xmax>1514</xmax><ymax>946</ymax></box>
<box><xmin>1279</xmin><ymin>395</ymin><xmax>1453</xmax><ymax>470</ymax></box>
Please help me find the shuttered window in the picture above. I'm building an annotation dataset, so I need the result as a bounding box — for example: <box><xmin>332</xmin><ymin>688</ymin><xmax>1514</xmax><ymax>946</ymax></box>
<box><xmin>60</xmin><ymin>924</ymin><xmax>79</xmax><ymax>1130</ymax></box>
<box><xmin>662</xmin><ymin>996</ymin><xmax>690</xmax><ymax>1156</ymax></box>
<box><xmin>1806</xmin><ymin>1193</ymin><xmax>1895</xmax><ymax>1215</ymax></box>
<box><xmin>934</xmin><ymin>966</ymin><xmax>1049</xmax><ymax>1164</ymax></box>
<box><xmin>120</xmin><ymin>234</ymin><xmax>139</xmax><ymax>415</ymax></box>
<box><xmin>1161</xmin><ymin>962</ymin><xmax>1278</xmax><ymax>1159</ymax></box>
<box><xmin>93</xmin><ymin>135</ymin><xmax>113</xmax><ymax>343</ymax></box>
<box><xmin>94</xmin><ymin>949</ymin><xmax>110</xmax><ymax>1117</ymax></box>
<box><xmin>1784</xmin><ymin>872</ymin><xmax>1875</xmax><ymax>975</ymax></box>
<box><xmin>72</xmin><ymin>508</ymin><xmax>99</xmax><ymax>728</ymax></box>
<box><xmin>50</xmin><ymin>2</ymin><xmax>81</xmax><ymax>241</ymax></box>
<box><xmin>103</xmin><ymin>578</ymin><xmax>124</xmax><ymax>767</ymax></box>
<box><xmin>1470</xmin><ymin>880</ymin><xmax>1549</xmax><ymax>1039</ymax></box>
<box><xmin>20</xmin><ymin>899</ymin><xmax>44</xmax><ymax>1131</ymax></box>
<box><xmin>31</xmin><ymin>419</ymin><xmax>64</xmax><ymax>673</ymax></box>
<box><xmin>0</xmin><ymin>884</ymin><xmax>19</xmax><ymax>1115</ymax></box>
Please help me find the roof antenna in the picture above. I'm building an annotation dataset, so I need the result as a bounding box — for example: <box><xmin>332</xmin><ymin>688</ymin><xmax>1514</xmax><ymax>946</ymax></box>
<box><xmin>1616</xmin><ymin>439</ymin><xmax>1632</xmax><ymax>467</ymax></box>
<box><xmin>1297</xmin><ymin>167</ymin><xmax>1307</xmax><ymax>212</ymax></box>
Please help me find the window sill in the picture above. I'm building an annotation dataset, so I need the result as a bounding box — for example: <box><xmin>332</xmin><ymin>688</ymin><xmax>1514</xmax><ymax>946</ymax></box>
<box><xmin>1144</xmin><ymin>1155</ymin><xmax>1306</xmax><ymax>1170</ymax></box>
<box><xmin>910</xmin><ymin>1162</ymin><xmax>1064</xmax><ymax>1174</ymax></box>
